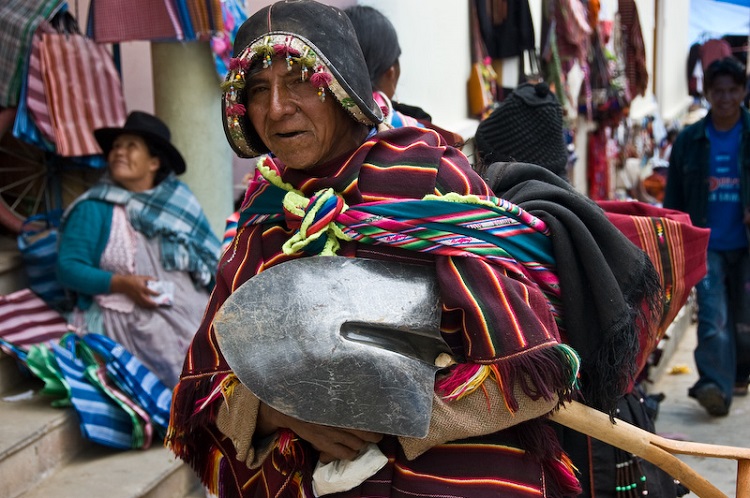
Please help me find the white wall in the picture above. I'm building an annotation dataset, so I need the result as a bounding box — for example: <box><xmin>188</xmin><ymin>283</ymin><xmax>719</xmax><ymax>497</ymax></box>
<box><xmin>656</xmin><ymin>0</ymin><xmax>693</xmax><ymax>122</ymax></box>
<box><xmin>357</xmin><ymin>0</ymin><xmax>474</xmax><ymax>136</ymax></box>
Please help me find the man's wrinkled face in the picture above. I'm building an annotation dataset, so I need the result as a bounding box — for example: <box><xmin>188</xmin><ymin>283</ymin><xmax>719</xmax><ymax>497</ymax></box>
<box><xmin>246</xmin><ymin>60</ymin><xmax>361</xmax><ymax>170</ymax></box>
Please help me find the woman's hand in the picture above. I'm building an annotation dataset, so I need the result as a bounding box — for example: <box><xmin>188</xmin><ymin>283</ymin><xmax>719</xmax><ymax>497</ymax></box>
<box><xmin>258</xmin><ymin>403</ymin><xmax>382</xmax><ymax>463</ymax></box>
<box><xmin>110</xmin><ymin>274</ymin><xmax>160</xmax><ymax>308</ymax></box>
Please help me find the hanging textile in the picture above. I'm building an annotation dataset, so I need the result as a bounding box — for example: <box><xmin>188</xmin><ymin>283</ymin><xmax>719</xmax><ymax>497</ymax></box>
<box><xmin>0</xmin><ymin>0</ymin><xmax>62</xmax><ymax>107</ymax></box>
<box><xmin>587</xmin><ymin>129</ymin><xmax>609</xmax><ymax>201</ymax></box>
<box><xmin>699</xmin><ymin>38</ymin><xmax>733</xmax><ymax>71</ymax></box>
<box><xmin>210</xmin><ymin>0</ymin><xmax>248</xmax><ymax>80</ymax></box>
<box><xmin>474</xmin><ymin>0</ymin><xmax>535</xmax><ymax>60</ymax></box>
<box><xmin>89</xmin><ymin>0</ymin><xmax>183</xmax><ymax>43</ymax></box>
<box><xmin>39</xmin><ymin>28</ymin><xmax>127</xmax><ymax>156</ymax></box>
<box><xmin>618</xmin><ymin>0</ymin><xmax>648</xmax><ymax>99</ymax></box>
<box><xmin>26</xmin><ymin>21</ymin><xmax>58</xmax><ymax>143</ymax></box>
<box><xmin>183</xmin><ymin>0</ymin><xmax>223</xmax><ymax>41</ymax></box>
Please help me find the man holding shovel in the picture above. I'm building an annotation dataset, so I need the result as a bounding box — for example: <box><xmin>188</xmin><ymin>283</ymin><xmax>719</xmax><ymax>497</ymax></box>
<box><xmin>167</xmin><ymin>2</ymin><xmax>665</xmax><ymax>497</ymax></box>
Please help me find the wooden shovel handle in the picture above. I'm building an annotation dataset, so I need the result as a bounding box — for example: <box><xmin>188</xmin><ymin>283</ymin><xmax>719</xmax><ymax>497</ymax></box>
<box><xmin>550</xmin><ymin>400</ymin><xmax>750</xmax><ymax>498</ymax></box>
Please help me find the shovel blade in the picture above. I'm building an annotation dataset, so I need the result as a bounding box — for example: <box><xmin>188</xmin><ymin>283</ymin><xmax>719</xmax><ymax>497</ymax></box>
<box><xmin>214</xmin><ymin>256</ymin><xmax>446</xmax><ymax>437</ymax></box>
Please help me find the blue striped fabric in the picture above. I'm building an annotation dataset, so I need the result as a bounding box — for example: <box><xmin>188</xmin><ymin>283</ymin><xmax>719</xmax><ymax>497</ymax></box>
<box><xmin>52</xmin><ymin>336</ymin><xmax>135</xmax><ymax>450</ymax></box>
<box><xmin>17</xmin><ymin>210</ymin><xmax>71</xmax><ymax>310</ymax></box>
<box><xmin>82</xmin><ymin>333</ymin><xmax>172</xmax><ymax>433</ymax></box>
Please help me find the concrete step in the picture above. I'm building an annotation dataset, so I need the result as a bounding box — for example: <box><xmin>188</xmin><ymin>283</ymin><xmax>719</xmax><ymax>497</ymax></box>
<box><xmin>0</xmin><ymin>376</ymin><xmax>201</xmax><ymax>498</ymax></box>
<box><xmin>21</xmin><ymin>444</ymin><xmax>201</xmax><ymax>498</ymax></box>
<box><xmin>0</xmin><ymin>388</ymin><xmax>85</xmax><ymax>498</ymax></box>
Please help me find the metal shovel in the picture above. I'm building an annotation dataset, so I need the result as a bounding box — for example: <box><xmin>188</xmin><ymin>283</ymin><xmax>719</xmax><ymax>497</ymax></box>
<box><xmin>213</xmin><ymin>255</ymin><xmax>451</xmax><ymax>438</ymax></box>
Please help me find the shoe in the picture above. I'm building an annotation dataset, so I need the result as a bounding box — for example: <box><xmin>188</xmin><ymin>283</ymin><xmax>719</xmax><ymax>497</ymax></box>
<box><xmin>734</xmin><ymin>381</ymin><xmax>749</xmax><ymax>397</ymax></box>
<box><xmin>690</xmin><ymin>384</ymin><xmax>729</xmax><ymax>416</ymax></box>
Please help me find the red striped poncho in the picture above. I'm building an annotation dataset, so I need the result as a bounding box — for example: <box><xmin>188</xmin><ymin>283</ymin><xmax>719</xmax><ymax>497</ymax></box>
<box><xmin>167</xmin><ymin>127</ymin><xmax>581</xmax><ymax>498</ymax></box>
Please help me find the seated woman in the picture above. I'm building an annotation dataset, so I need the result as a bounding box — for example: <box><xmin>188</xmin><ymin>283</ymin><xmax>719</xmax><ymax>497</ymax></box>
<box><xmin>167</xmin><ymin>2</ymin><xmax>663</xmax><ymax>497</ymax></box>
<box><xmin>57</xmin><ymin>111</ymin><xmax>220</xmax><ymax>388</ymax></box>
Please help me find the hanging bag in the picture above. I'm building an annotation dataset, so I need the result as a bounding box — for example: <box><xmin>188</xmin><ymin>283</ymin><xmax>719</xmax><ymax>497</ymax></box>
<box><xmin>38</xmin><ymin>18</ymin><xmax>127</xmax><ymax>157</ymax></box>
<box><xmin>468</xmin><ymin>0</ymin><xmax>497</xmax><ymax>118</ymax></box>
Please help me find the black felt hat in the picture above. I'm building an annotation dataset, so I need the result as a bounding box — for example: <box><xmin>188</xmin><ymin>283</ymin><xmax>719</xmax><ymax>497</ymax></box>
<box><xmin>474</xmin><ymin>82</ymin><xmax>568</xmax><ymax>176</ymax></box>
<box><xmin>94</xmin><ymin>111</ymin><xmax>186</xmax><ymax>175</ymax></box>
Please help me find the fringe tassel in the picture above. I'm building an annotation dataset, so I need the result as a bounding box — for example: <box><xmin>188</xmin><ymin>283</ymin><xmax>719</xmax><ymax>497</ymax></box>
<box><xmin>435</xmin><ymin>363</ymin><xmax>490</xmax><ymax>402</ymax></box>
<box><xmin>201</xmin><ymin>447</ymin><xmax>224</xmax><ymax>496</ymax></box>
<box><xmin>545</xmin><ymin>453</ymin><xmax>583</xmax><ymax>496</ymax></box>
<box><xmin>278</xmin><ymin>429</ymin><xmax>305</xmax><ymax>467</ymax></box>
<box><xmin>436</xmin><ymin>344</ymin><xmax>581</xmax><ymax>413</ymax></box>
<box><xmin>193</xmin><ymin>373</ymin><xmax>237</xmax><ymax>416</ymax></box>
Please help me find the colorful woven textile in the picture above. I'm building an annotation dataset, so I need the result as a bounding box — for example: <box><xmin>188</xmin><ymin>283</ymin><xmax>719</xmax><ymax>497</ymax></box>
<box><xmin>0</xmin><ymin>288</ymin><xmax>68</xmax><ymax>348</ymax></box>
<box><xmin>169</xmin><ymin>127</ymin><xmax>581</xmax><ymax>498</ymax></box>
<box><xmin>241</xmin><ymin>162</ymin><xmax>564</xmax><ymax>326</ymax></box>
<box><xmin>597</xmin><ymin>200</ymin><xmax>709</xmax><ymax>338</ymax></box>
<box><xmin>64</xmin><ymin>174</ymin><xmax>221</xmax><ymax>288</ymax></box>
<box><xmin>485</xmin><ymin>162</ymin><xmax>664</xmax><ymax>412</ymax></box>
<box><xmin>39</xmin><ymin>31</ymin><xmax>127</xmax><ymax>156</ymax></box>
<box><xmin>83</xmin><ymin>333</ymin><xmax>172</xmax><ymax>434</ymax></box>
<box><xmin>0</xmin><ymin>0</ymin><xmax>61</xmax><ymax>107</ymax></box>
<box><xmin>90</xmin><ymin>0</ymin><xmax>182</xmax><ymax>43</ymax></box>
<box><xmin>52</xmin><ymin>335</ymin><xmax>139</xmax><ymax>450</ymax></box>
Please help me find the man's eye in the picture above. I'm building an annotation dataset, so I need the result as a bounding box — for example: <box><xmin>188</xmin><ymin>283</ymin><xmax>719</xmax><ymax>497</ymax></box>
<box><xmin>247</xmin><ymin>86</ymin><xmax>268</xmax><ymax>97</ymax></box>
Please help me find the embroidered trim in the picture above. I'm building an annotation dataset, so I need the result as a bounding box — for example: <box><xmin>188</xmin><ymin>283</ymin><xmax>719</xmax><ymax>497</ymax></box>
<box><xmin>222</xmin><ymin>32</ymin><xmax>374</xmax><ymax>157</ymax></box>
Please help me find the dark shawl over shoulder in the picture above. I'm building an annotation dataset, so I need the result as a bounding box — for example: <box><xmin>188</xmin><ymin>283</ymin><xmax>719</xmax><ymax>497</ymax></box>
<box><xmin>485</xmin><ymin>162</ymin><xmax>663</xmax><ymax>413</ymax></box>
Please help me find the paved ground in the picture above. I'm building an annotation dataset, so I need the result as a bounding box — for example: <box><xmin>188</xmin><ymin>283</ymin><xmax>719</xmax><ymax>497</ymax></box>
<box><xmin>647</xmin><ymin>321</ymin><xmax>750</xmax><ymax>496</ymax></box>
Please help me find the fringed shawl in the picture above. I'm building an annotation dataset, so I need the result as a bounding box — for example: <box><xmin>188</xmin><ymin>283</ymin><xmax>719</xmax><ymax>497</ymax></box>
<box><xmin>64</xmin><ymin>173</ymin><xmax>221</xmax><ymax>288</ymax></box>
<box><xmin>485</xmin><ymin>163</ymin><xmax>670</xmax><ymax>412</ymax></box>
<box><xmin>167</xmin><ymin>128</ymin><xmax>583</xmax><ymax>497</ymax></box>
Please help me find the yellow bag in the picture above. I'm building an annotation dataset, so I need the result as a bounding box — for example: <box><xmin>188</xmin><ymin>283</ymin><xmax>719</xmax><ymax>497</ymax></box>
<box><xmin>468</xmin><ymin>60</ymin><xmax>497</xmax><ymax>117</ymax></box>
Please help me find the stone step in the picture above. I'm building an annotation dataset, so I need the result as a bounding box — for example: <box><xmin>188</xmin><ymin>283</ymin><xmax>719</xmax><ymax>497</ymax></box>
<box><xmin>0</xmin><ymin>382</ymin><xmax>201</xmax><ymax>498</ymax></box>
<box><xmin>20</xmin><ymin>444</ymin><xmax>201</xmax><ymax>498</ymax></box>
<box><xmin>0</xmin><ymin>388</ymin><xmax>86</xmax><ymax>498</ymax></box>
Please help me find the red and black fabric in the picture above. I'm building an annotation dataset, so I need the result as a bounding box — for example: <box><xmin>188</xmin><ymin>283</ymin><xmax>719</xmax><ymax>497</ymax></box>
<box><xmin>168</xmin><ymin>128</ymin><xmax>581</xmax><ymax>498</ymax></box>
<box><xmin>490</xmin><ymin>164</ymin><xmax>706</xmax><ymax>498</ymax></box>
<box><xmin>90</xmin><ymin>0</ymin><xmax>181</xmax><ymax>43</ymax></box>
<box><xmin>598</xmin><ymin>200</ymin><xmax>709</xmax><ymax>349</ymax></box>
<box><xmin>618</xmin><ymin>0</ymin><xmax>648</xmax><ymax>98</ymax></box>
<box><xmin>486</xmin><ymin>162</ymin><xmax>663</xmax><ymax>413</ymax></box>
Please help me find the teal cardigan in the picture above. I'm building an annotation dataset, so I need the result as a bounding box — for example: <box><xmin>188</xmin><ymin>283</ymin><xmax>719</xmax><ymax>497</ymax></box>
<box><xmin>56</xmin><ymin>199</ymin><xmax>115</xmax><ymax>310</ymax></box>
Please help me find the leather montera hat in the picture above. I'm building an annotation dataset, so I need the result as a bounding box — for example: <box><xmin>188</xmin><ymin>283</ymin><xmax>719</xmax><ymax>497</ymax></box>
<box><xmin>221</xmin><ymin>0</ymin><xmax>383</xmax><ymax>158</ymax></box>
<box><xmin>474</xmin><ymin>82</ymin><xmax>568</xmax><ymax>176</ymax></box>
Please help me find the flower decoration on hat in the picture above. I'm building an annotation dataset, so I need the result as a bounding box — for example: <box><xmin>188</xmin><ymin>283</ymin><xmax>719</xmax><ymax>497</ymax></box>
<box><xmin>311</xmin><ymin>66</ymin><xmax>333</xmax><ymax>102</ymax></box>
<box><xmin>220</xmin><ymin>33</ymin><xmax>374</xmax><ymax>157</ymax></box>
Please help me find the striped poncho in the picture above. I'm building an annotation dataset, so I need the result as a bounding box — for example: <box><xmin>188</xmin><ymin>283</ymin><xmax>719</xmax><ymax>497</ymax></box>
<box><xmin>167</xmin><ymin>127</ymin><xmax>583</xmax><ymax>498</ymax></box>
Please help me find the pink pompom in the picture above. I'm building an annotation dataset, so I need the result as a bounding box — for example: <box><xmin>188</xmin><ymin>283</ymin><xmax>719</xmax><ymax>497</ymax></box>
<box><xmin>229</xmin><ymin>57</ymin><xmax>249</xmax><ymax>71</ymax></box>
<box><xmin>310</xmin><ymin>70</ymin><xmax>333</xmax><ymax>88</ymax></box>
<box><xmin>225</xmin><ymin>103</ymin><xmax>246</xmax><ymax>116</ymax></box>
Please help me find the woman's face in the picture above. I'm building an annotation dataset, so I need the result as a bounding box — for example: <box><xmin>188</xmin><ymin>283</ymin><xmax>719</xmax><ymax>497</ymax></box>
<box><xmin>245</xmin><ymin>60</ymin><xmax>365</xmax><ymax>170</ymax></box>
<box><xmin>108</xmin><ymin>134</ymin><xmax>160</xmax><ymax>192</ymax></box>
